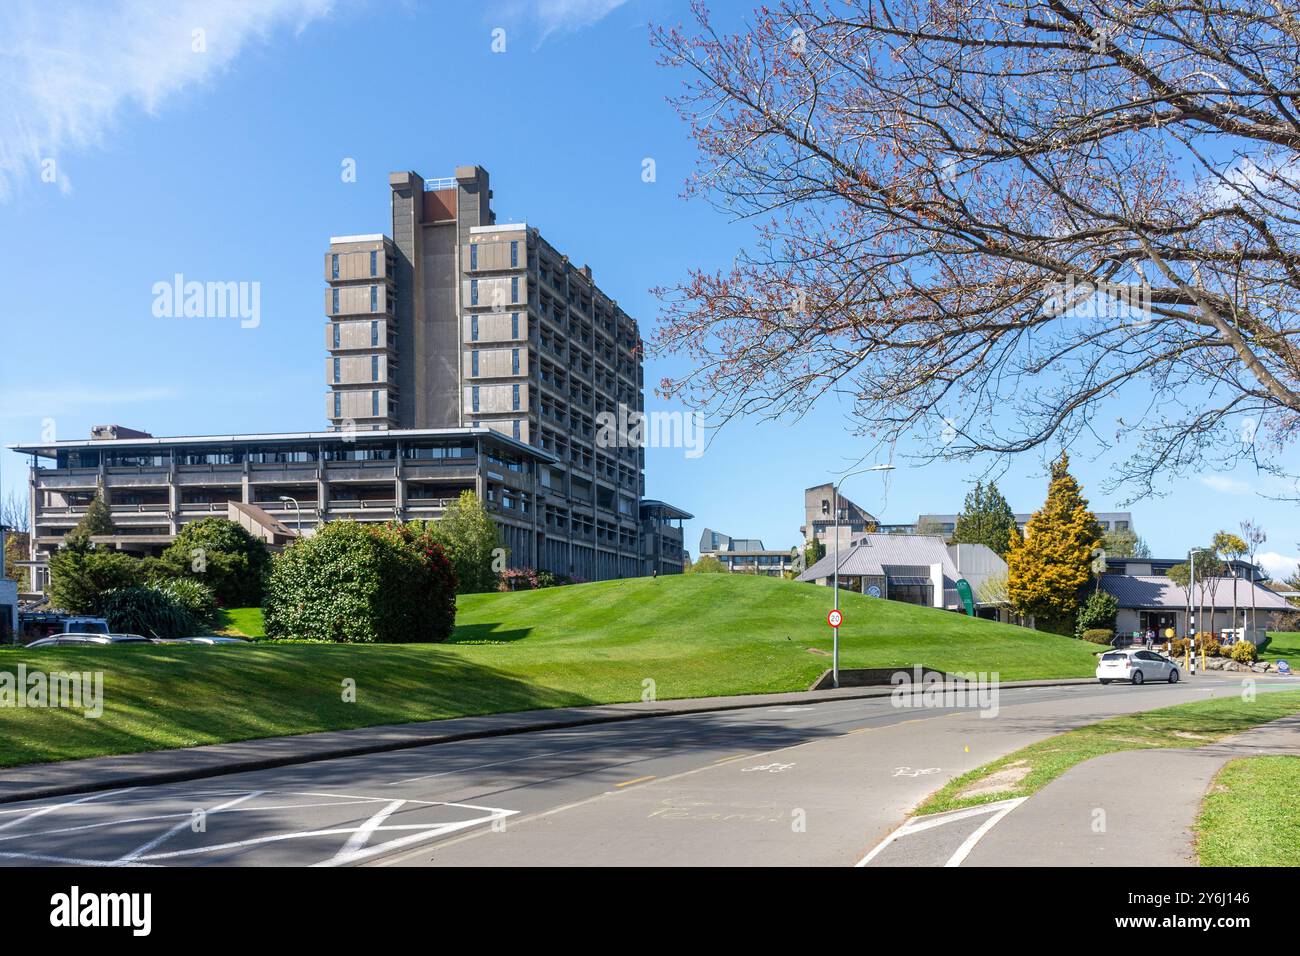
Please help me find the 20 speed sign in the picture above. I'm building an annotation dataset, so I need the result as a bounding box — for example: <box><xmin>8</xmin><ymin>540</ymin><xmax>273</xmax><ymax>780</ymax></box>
<box><xmin>827</xmin><ymin>609</ymin><xmax>843</xmax><ymax>628</ymax></box>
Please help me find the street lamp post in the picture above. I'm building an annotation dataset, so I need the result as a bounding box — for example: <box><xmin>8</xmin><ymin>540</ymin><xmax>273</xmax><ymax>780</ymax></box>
<box><xmin>279</xmin><ymin>495</ymin><xmax>302</xmax><ymax>535</ymax></box>
<box><xmin>1188</xmin><ymin>547</ymin><xmax>1207</xmax><ymax>674</ymax></box>
<box><xmin>825</xmin><ymin>463</ymin><xmax>894</xmax><ymax>688</ymax></box>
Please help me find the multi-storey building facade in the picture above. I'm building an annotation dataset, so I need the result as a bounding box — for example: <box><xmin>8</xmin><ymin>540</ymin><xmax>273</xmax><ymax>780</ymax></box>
<box><xmin>697</xmin><ymin>528</ymin><xmax>796</xmax><ymax>576</ymax></box>
<box><xmin>12</xmin><ymin>427</ymin><xmax>555</xmax><ymax>589</ymax></box>
<box><xmin>14</xmin><ymin>164</ymin><xmax>687</xmax><ymax>588</ymax></box>
<box><xmin>323</xmin><ymin>166</ymin><xmax>665</xmax><ymax>581</ymax></box>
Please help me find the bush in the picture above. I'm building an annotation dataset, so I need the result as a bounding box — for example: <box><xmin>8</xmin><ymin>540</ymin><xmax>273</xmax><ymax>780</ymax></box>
<box><xmin>426</xmin><ymin>493</ymin><xmax>503</xmax><ymax>594</ymax></box>
<box><xmin>1075</xmin><ymin>591</ymin><xmax>1119</xmax><ymax>639</ymax></box>
<box><xmin>372</xmin><ymin>521</ymin><xmax>457</xmax><ymax>643</ymax></box>
<box><xmin>159</xmin><ymin>518</ymin><xmax>270</xmax><ymax>607</ymax></box>
<box><xmin>1230</xmin><ymin>640</ymin><xmax>1259</xmax><ymax>663</ymax></box>
<box><xmin>101</xmin><ymin>587</ymin><xmax>198</xmax><ymax>639</ymax></box>
<box><xmin>1081</xmin><ymin>628</ymin><xmax>1114</xmax><ymax>645</ymax></box>
<box><xmin>1170</xmin><ymin>638</ymin><xmax>1191</xmax><ymax>657</ymax></box>
<box><xmin>47</xmin><ymin>546</ymin><xmax>143</xmax><ymax>615</ymax></box>
<box><xmin>688</xmin><ymin>556</ymin><xmax>727</xmax><ymax>573</ymax></box>
<box><xmin>263</xmin><ymin>520</ymin><xmax>455</xmax><ymax>643</ymax></box>
<box><xmin>153</xmin><ymin>578</ymin><xmax>219</xmax><ymax>628</ymax></box>
<box><xmin>1200</xmin><ymin>635</ymin><xmax>1222</xmax><ymax>658</ymax></box>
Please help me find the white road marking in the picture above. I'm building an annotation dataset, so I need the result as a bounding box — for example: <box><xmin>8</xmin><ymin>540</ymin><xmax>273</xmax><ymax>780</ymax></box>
<box><xmin>115</xmin><ymin>790</ymin><xmax>265</xmax><ymax>864</ymax></box>
<box><xmin>329</xmin><ymin>799</ymin><xmax>406</xmax><ymax>862</ymax></box>
<box><xmin>855</xmin><ymin>798</ymin><xmax>1025</xmax><ymax>867</ymax></box>
<box><xmin>0</xmin><ymin>787</ymin><xmax>139</xmax><ymax>832</ymax></box>
<box><xmin>944</xmin><ymin>798</ymin><xmax>1026</xmax><ymax>867</ymax></box>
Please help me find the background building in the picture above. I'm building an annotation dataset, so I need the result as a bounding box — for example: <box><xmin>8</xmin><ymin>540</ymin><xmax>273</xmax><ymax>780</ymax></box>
<box><xmin>801</xmin><ymin>483</ymin><xmax>878</xmax><ymax>553</ymax></box>
<box><xmin>698</xmin><ymin>528</ymin><xmax>796</xmax><ymax>575</ymax></box>
<box><xmin>324</xmin><ymin>167</ymin><xmax>674</xmax><ymax>580</ymax></box>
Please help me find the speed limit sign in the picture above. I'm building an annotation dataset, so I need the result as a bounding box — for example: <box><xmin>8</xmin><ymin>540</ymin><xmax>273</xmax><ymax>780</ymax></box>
<box><xmin>827</xmin><ymin>608</ymin><xmax>843</xmax><ymax>628</ymax></box>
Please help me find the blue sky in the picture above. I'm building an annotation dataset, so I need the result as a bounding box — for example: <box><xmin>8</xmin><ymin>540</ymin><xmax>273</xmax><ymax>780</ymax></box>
<box><xmin>2</xmin><ymin>0</ymin><xmax>1299</xmax><ymax>578</ymax></box>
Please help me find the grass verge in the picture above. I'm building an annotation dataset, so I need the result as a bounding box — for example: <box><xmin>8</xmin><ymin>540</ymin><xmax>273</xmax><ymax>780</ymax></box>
<box><xmin>1195</xmin><ymin>755</ymin><xmax>1300</xmax><ymax>866</ymax></box>
<box><xmin>1261</xmin><ymin>631</ymin><xmax>1300</xmax><ymax>663</ymax></box>
<box><xmin>916</xmin><ymin>690</ymin><xmax>1300</xmax><ymax>815</ymax></box>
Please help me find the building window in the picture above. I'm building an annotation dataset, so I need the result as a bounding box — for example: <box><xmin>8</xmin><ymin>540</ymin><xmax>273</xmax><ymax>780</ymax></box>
<box><xmin>510</xmin><ymin>241</ymin><xmax>518</xmax><ymax>268</ymax></box>
<box><xmin>370</xmin><ymin>320</ymin><xmax>378</xmax><ymax>347</ymax></box>
<box><xmin>513</xmin><ymin>420</ymin><xmax>521</xmax><ymax>440</ymax></box>
<box><xmin>369</xmin><ymin>250</ymin><xmax>377</xmax><ymax>277</ymax></box>
<box><xmin>471</xmin><ymin>315</ymin><xmax>479</xmax><ymax>341</ymax></box>
<box><xmin>371</xmin><ymin>354</ymin><xmax>380</xmax><ymax>382</ymax></box>
<box><xmin>332</xmin><ymin>288</ymin><xmax>339</xmax><ymax>314</ymax></box>
<box><xmin>333</xmin><ymin>391</ymin><xmax>341</xmax><ymax>418</ymax></box>
<box><xmin>511</xmin><ymin>312</ymin><xmax>519</xmax><ymax>339</ymax></box>
<box><xmin>471</xmin><ymin>351</ymin><xmax>479</xmax><ymax>376</ymax></box>
<box><xmin>511</xmin><ymin>348</ymin><xmax>520</xmax><ymax>375</ymax></box>
<box><xmin>332</xmin><ymin>357</ymin><xmax>340</xmax><ymax>383</ymax></box>
<box><xmin>332</xmin><ymin>323</ymin><xmax>340</xmax><ymax>348</ymax></box>
<box><xmin>370</xmin><ymin>285</ymin><xmax>378</xmax><ymax>313</ymax></box>
<box><xmin>471</xmin><ymin>279</ymin><xmax>479</xmax><ymax>306</ymax></box>
<box><xmin>472</xmin><ymin>386</ymin><xmax>480</xmax><ymax>413</ymax></box>
<box><xmin>510</xmin><ymin>276</ymin><xmax>519</xmax><ymax>303</ymax></box>
<box><xmin>512</xmin><ymin>383</ymin><xmax>520</xmax><ymax>410</ymax></box>
<box><xmin>470</xmin><ymin>244</ymin><xmax>478</xmax><ymax>270</ymax></box>
<box><xmin>372</xmin><ymin>390</ymin><xmax>380</xmax><ymax>417</ymax></box>
<box><xmin>331</xmin><ymin>254</ymin><xmax>339</xmax><ymax>279</ymax></box>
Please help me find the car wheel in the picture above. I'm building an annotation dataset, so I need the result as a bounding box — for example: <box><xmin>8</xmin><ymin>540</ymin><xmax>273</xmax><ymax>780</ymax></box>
<box><xmin>1131</xmin><ymin>670</ymin><xmax>1145</xmax><ymax>685</ymax></box>
<box><xmin>1099</xmin><ymin>679</ymin><xmax>1111</xmax><ymax>685</ymax></box>
<box><xmin>1168</xmin><ymin>669</ymin><xmax>1179</xmax><ymax>684</ymax></box>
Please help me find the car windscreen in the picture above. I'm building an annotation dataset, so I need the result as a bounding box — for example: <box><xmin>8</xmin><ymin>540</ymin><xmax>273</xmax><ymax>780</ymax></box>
<box><xmin>1100</xmin><ymin>653</ymin><xmax>1125</xmax><ymax>661</ymax></box>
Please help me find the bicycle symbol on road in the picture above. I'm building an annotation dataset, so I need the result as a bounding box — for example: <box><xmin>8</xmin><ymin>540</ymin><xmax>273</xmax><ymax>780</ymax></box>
<box><xmin>742</xmin><ymin>762</ymin><xmax>796</xmax><ymax>773</ymax></box>
<box><xmin>892</xmin><ymin>766</ymin><xmax>941</xmax><ymax>777</ymax></box>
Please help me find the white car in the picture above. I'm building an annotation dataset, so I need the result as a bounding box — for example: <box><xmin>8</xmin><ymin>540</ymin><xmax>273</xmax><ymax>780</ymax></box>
<box><xmin>1097</xmin><ymin>648</ymin><xmax>1180</xmax><ymax>685</ymax></box>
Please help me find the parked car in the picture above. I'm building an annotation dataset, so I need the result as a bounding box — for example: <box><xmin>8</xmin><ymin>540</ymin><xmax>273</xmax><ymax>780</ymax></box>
<box><xmin>1097</xmin><ymin>648</ymin><xmax>1180</xmax><ymax>685</ymax></box>
<box><xmin>61</xmin><ymin>616</ymin><xmax>110</xmax><ymax>635</ymax></box>
<box><xmin>156</xmin><ymin>636</ymin><xmax>249</xmax><ymax>645</ymax></box>
<box><xmin>24</xmin><ymin>633</ymin><xmax>112</xmax><ymax>648</ymax></box>
<box><xmin>107</xmin><ymin>634</ymin><xmax>154</xmax><ymax>644</ymax></box>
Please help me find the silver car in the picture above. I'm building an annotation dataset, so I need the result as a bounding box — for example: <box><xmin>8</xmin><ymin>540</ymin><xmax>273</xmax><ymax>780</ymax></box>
<box><xmin>1097</xmin><ymin>648</ymin><xmax>1180</xmax><ymax>685</ymax></box>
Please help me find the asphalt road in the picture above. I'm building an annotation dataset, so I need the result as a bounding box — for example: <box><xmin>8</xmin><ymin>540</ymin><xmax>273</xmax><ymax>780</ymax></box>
<box><xmin>0</xmin><ymin>674</ymin><xmax>1291</xmax><ymax>867</ymax></box>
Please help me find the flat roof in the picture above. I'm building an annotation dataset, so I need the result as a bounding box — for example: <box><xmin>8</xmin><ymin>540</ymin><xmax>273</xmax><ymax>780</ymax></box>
<box><xmin>470</xmin><ymin>223</ymin><xmax>528</xmax><ymax>235</ymax></box>
<box><xmin>329</xmin><ymin>233</ymin><xmax>388</xmax><ymax>244</ymax></box>
<box><xmin>9</xmin><ymin>427</ymin><xmax>558</xmax><ymax>464</ymax></box>
<box><xmin>639</xmin><ymin>499</ymin><xmax>693</xmax><ymax>520</ymax></box>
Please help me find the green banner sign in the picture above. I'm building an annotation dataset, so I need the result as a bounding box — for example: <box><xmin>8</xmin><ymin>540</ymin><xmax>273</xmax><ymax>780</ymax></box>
<box><xmin>954</xmin><ymin>578</ymin><xmax>975</xmax><ymax>617</ymax></box>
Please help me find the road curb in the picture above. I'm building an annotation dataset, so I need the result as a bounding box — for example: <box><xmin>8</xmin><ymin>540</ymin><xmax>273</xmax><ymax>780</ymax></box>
<box><xmin>0</xmin><ymin>678</ymin><xmax>1097</xmax><ymax>805</ymax></box>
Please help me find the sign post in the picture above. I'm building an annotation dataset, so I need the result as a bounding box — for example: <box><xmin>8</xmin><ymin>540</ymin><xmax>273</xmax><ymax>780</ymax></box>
<box><xmin>827</xmin><ymin>608</ymin><xmax>843</xmax><ymax>687</ymax></box>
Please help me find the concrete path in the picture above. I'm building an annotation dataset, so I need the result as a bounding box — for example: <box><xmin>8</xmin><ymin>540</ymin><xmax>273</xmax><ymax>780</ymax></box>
<box><xmin>963</xmin><ymin>715</ymin><xmax>1300</xmax><ymax>867</ymax></box>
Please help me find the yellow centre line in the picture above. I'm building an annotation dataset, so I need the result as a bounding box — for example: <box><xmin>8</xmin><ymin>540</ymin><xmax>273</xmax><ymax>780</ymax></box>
<box><xmin>614</xmin><ymin>775</ymin><xmax>656</xmax><ymax>788</ymax></box>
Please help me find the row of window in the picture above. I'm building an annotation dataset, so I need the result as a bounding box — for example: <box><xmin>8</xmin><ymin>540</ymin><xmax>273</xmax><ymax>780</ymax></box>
<box><xmin>469</xmin><ymin>384</ymin><xmax>522</xmax><ymax>413</ymax></box>
<box><xmin>331</xmin><ymin>250</ymin><xmax>380</xmax><ymax>280</ymax></box>
<box><xmin>331</xmin><ymin>320</ymin><xmax>382</xmax><ymax>349</ymax></box>
<box><xmin>469</xmin><ymin>240</ymin><xmax>519</xmax><ymax>270</ymax></box>
<box><xmin>469</xmin><ymin>277</ymin><xmax>520</xmax><ymax>307</ymax></box>
<box><xmin>468</xmin><ymin>312</ymin><xmax>522</xmax><ymax>341</ymax></box>
<box><xmin>330</xmin><ymin>285</ymin><xmax>381</xmax><ymax>315</ymax></box>
<box><xmin>469</xmin><ymin>348</ymin><xmax>522</xmax><ymax>377</ymax></box>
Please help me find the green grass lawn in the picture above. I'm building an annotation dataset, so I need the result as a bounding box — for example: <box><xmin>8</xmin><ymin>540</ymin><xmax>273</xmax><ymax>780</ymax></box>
<box><xmin>917</xmin><ymin>691</ymin><xmax>1300</xmax><ymax>815</ymax></box>
<box><xmin>1262</xmin><ymin>631</ymin><xmax>1300</xmax><ymax>663</ymax></box>
<box><xmin>1196</xmin><ymin>755</ymin><xmax>1300</xmax><ymax>866</ymax></box>
<box><xmin>216</xmin><ymin>606</ymin><xmax>265</xmax><ymax>639</ymax></box>
<box><xmin>0</xmin><ymin>574</ymin><xmax>1098</xmax><ymax>768</ymax></box>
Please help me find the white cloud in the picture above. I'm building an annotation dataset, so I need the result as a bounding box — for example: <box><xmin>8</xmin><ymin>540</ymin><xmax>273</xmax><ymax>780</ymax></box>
<box><xmin>0</xmin><ymin>0</ymin><xmax>333</xmax><ymax>200</ymax></box>
<box><xmin>1199</xmin><ymin>474</ymin><xmax>1254</xmax><ymax>495</ymax></box>
<box><xmin>1257</xmin><ymin>551</ymin><xmax>1300</xmax><ymax>582</ymax></box>
<box><xmin>498</xmin><ymin>0</ymin><xmax>628</xmax><ymax>45</ymax></box>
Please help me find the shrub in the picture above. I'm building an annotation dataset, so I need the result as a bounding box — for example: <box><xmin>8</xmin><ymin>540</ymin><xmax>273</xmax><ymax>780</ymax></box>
<box><xmin>1081</xmin><ymin>628</ymin><xmax>1113</xmax><ymax>645</ymax></box>
<box><xmin>1075</xmin><ymin>591</ymin><xmax>1119</xmax><ymax>639</ymax></box>
<box><xmin>426</xmin><ymin>492</ymin><xmax>503</xmax><ymax>594</ymax></box>
<box><xmin>159</xmin><ymin>518</ymin><xmax>270</xmax><ymax>607</ymax></box>
<box><xmin>101</xmin><ymin>587</ymin><xmax>198</xmax><ymax>639</ymax></box>
<box><xmin>263</xmin><ymin>520</ymin><xmax>454</xmax><ymax>643</ymax></box>
<box><xmin>153</xmin><ymin>578</ymin><xmax>219</xmax><ymax>628</ymax></box>
<box><xmin>688</xmin><ymin>555</ymin><xmax>726</xmax><ymax>573</ymax></box>
<box><xmin>1200</xmin><ymin>635</ymin><xmax>1222</xmax><ymax>658</ymax></box>
<box><xmin>372</xmin><ymin>521</ymin><xmax>457</xmax><ymax>643</ymax></box>
<box><xmin>1230</xmin><ymin>640</ymin><xmax>1259</xmax><ymax>663</ymax></box>
<box><xmin>1170</xmin><ymin>638</ymin><xmax>1191</xmax><ymax>657</ymax></box>
<box><xmin>47</xmin><ymin>546</ymin><xmax>143</xmax><ymax>615</ymax></box>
